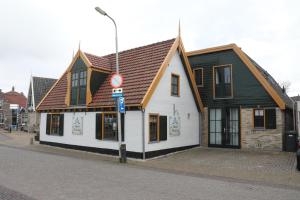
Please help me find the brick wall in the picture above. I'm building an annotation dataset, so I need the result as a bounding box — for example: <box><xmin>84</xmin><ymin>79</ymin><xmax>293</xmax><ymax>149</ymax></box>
<box><xmin>241</xmin><ymin>108</ymin><xmax>283</xmax><ymax>151</ymax></box>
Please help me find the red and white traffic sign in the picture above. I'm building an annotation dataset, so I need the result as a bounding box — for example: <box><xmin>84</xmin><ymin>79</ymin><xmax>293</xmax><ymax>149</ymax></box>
<box><xmin>110</xmin><ymin>74</ymin><xmax>123</xmax><ymax>88</ymax></box>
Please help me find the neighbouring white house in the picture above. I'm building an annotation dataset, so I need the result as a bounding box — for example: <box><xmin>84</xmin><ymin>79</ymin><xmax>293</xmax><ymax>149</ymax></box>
<box><xmin>37</xmin><ymin>35</ymin><xmax>204</xmax><ymax>159</ymax></box>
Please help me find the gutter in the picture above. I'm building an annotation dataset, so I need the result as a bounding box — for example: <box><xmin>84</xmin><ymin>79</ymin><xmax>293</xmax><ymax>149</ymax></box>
<box><xmin>142</xmin><ymin>108</ymin><xmax>146</xmax><ymax>160</ymax></box>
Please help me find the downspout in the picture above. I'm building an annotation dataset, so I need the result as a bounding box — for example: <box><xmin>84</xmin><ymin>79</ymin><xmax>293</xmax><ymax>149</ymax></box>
<box><xmin>142</xmin><ymin>108</ymin><xmax>146</xmax><ymax>160</ymax></box>
<box><xmin>199</xmin><ymin>112</ymin><xmax>202</xmax><ymax>146</ymax></box>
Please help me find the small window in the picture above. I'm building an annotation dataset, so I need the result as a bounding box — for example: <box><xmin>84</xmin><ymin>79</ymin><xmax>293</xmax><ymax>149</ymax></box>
<box><xmin>46</xmin><ymin>114</ymin><xmax>64</xmax><ymax>136</ymax></box>
<box><xmin>214</xmin><ymin>65</ymin><xmax>232</xmax><ymax>98</ymax></box>
<box><xmin>171</xmin><ymin>74</ymin><xmax>180</xmax><ymax>96</ymax></box>
<box><xmin>149</xmin><ymin>114</ymin><xmax>159</xmax><ymax>142</ymax></box>
<box><xmin>149</xmin><ymin>114</ymin><xmax>167</xmax><ymax>142</ymax></box>
<box><xmin>194</xmin><ymin>68</ymin><xmax>203</xmax><ymax>87</ymax></box>
<box><xmin>0</xmin><ymin>113</ymin><xmax>4</xmax><ymax>124</ymax></box>
<box><xmin>254</xmin><ymin>109</ymin><xmax>264</xmax><ymax>128</ymax></box>
<box><xmin>253</xmin><ymin>109</ymin><xmax>276</xmax><ymax>129</ymax></box>
<box><xmin>103</xmin><ymin>113</ymin><xmax>118</xmax><ymax>141</ymax></box>
<box><xmin>95</xmin><ymin>113</ymin><xmax>124</xmax><ymax>141</ymax></box>
<box><xmin>265</xmin><ymin>109</ymin><xmax>276</xmax><ymax>129</ymax></box>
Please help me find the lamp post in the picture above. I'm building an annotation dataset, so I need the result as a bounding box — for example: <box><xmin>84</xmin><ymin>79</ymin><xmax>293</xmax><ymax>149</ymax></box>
<box><xmin>95</xmin><ymin>6</ymin><xmax>124</xmax><ymax>162</ymax></box>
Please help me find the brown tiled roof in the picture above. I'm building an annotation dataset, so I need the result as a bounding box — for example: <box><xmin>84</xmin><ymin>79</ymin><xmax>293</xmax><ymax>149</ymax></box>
<box><xmin>84</xmin><ymin>52</ymin><xmax>112</xmax><ymax>71</ymax></box>
<box><xmin>4</xmin><ymin>91</ymin><xmax>27</xmax><ymax>108</ymax></box>
<box><xmin>37</xmin><ymin>38</ymin><xmax>176</xmax><ymax>110</ymax></box>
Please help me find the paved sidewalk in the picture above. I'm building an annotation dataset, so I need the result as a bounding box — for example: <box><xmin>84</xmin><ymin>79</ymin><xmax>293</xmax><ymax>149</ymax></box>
<box><xmin>0</xmin><ymin>129</ymin><xmax>35</xmax><ymax>147</ymax></box>
<box><xmin>1</xmin><ymin>129</ymin><xmax>299</xmax><ymax>189</ymax></box>
<box><xmin>131</xmin><ymin>147</ymin><xmax>300</xmax><ymax>189</ymax></box>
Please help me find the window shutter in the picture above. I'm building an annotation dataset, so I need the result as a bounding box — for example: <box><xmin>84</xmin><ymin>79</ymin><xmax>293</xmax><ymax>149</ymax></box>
<box><xmin>265</xmin><ymin>109</ymin><xmax>276</xmax><ymax>129</ymax></box>
<box><xmin>59</xmin><ymin>114</ymin><xmax>64</xmax><ymax>136</ymax></box>
<box><xmin>95</xmin><ymin>113</ymin><xmax>102</xmax><ymax>140</ymax></box>
<box><xmin>159</xmin><ymin>116</ymin><xmax>167</xmax><ymax>141</ymax></box>
<box><xmin>46</xmin><ymin>114</ymin><xmax>51</xmax><ymax>135</ymax></box>
<box><xmin>121</xmin><ymin>113</ymin><xmax>125</xmax><ymax>142</ymax></box>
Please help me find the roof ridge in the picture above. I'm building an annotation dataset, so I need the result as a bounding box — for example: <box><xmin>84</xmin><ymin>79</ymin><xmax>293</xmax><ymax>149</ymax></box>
<box><xmin>83</xmin><ymin>38</ymin><xmax>176</xmax><ymax>59</ymax></box>
<box><xmin>187</xmin><ymin>43</ymin><xmax>237</xmax><ymax>56</ymax></box>
<box><xmin>32</xmin><ymin>76</ymin><xmax>57</xmax><ymax>80</ymax></box>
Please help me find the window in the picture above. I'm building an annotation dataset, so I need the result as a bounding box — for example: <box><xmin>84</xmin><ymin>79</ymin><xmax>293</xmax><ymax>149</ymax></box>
<box><xmin>0</xmin><ymin>113</ymin><xmax>4</xmax><ymax>124</ymax></box>
<box><xmin>265</xmin><ymin>109</ymin><xmax>276</xmax><ymax>129</ymax></box>
<box><xmin>71</xmin><ymin>70</ymin><xmax>87</xmax><ymax>105</ymax></box>
<box><xmin>46</xmin><ymin>114</ymin><xmax>64</xmax><ymax>136</ymax></box>
<box><xmin>253</xmin><ymin>109</ymin><xmax>276</xmax><ymax>129</ymax></box>
<box><xmin>194</xmin><ymin>68</ymin><xmax>203</xmax><ymax>87</ymax></box>
<box><xmin>171</xmin><ymin>74</ymin><xmax>180</xmax><ymax>96</ymax></box>
<box><xmin>149</xmin><ymin>114</ymin><xmax>167</xmax><ymax>142</ymax></box>
<box><xmin>214</xmin><ymin>65</ymin><xmax>232</xmax><ymax>98</ymax></box>
<box><xmin>95</xmin><ymin>113</ymin><xmax>124</xmax><ymax>141</ymax></box>
<box><xmin>149</xmin><ymin>114</ymin><xmax>159</xmax><ymax>142</ymax></box>
<box><xmin>254</xmin><ymin>109</ymin><xmax>264</xmax><ymax>128</ymax></box>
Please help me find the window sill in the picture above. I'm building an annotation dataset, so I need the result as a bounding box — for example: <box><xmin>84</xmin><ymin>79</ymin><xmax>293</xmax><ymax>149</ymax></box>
<box><xmin>213</xmin><ymin>97</ymin><xmax>233</xmax><ymax>100</ymax></box>
<box><xmin>99</xmin><ymin>139</ymin><xmax>118</xmax><ymax>142</ymax></box>
<box><xmin>148</xmin><ymin>140</ymin><xmax>167</xmax><ymax>144</ymax></box>
<box><xmin>47</xmin><ymin>134</ymin><xmax>62</xmax><ymax>136</ymax></box>
<box><xmin>171</xmin><ymin>95</ymin><xmax>180</xmax><ymax>97</ymax></box>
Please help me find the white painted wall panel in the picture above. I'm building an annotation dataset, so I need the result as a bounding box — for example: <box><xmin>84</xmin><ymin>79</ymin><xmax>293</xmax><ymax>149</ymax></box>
<box><xmin>145</xmin><ymin>50</ymin><xmax>200</xmax><ymax>152</ymax></box>
<box><xmin>40</xmin><ymin>111</ymin><xmax>142</xmax><ymax>152</ymax></box>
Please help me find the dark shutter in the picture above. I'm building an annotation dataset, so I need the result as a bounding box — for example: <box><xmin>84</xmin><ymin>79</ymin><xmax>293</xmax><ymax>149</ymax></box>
<box><xmin>95</xmin><ymin>113</ymin><xmax>102</xmax><ymax>140</ymax></box>
<box><xmin>159</xmin><ymin>116</ymin><xmax>167</xmax><ymax>141</ymax></box>
<box><xmin>121</xmin><ymin>113</ymin><xmax>125</xmax><ymax>142</ymax></box>
<box><xmin>59</xmin><ymin>114</ymin><xmax>64</xmax><ymax>136</ymax></box>
<box><xmin>266</xmin><ymin>109</ymin><xmax>276</xmax><ymax>129</ymax></box>
<box><xmin>46</xmin><ymin>114</ymin><xmax>51</xmax><ymax>135</ymax></box>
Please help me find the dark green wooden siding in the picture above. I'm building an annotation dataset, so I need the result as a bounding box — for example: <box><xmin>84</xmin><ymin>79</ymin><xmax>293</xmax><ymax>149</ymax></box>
<box><xmin>188</xmin><ymin>50</ymin><xmax>277</xmax><ymax>108</ymax></box>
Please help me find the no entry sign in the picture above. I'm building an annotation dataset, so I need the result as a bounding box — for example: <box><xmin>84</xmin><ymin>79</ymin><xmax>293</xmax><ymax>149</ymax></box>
<box><xmin>110</xmin><ymin>74</ymin><xmax>123</xmax><ymax>88</ymax></box>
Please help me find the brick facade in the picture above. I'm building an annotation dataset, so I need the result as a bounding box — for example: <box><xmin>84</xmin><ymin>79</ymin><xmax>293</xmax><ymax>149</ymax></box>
<box><xmin>201</xmin><ymin>107</ymin><xmax>283</xmax><ymax>151</ymax></box>
<box><xmin>241</xmin><ymin>108</ymin><xmax>283</xmax><ymax>151</ymax></box>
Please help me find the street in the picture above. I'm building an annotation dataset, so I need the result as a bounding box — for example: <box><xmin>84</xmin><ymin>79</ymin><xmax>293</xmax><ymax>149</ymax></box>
<box><xmin>0</xmin><ymin>144</ymin><xmax>299</xmax><ymax>200</ymax></box>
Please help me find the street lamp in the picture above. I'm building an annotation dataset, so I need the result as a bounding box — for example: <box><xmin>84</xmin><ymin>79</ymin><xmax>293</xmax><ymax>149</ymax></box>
<box><xmin>95</xmin><ymin>6</ymin><xmax>124</xmax><ymax>163</ymax></box>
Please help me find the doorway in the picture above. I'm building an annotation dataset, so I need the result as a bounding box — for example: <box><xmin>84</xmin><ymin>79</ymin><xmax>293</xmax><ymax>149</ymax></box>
<box><xmin>209</xmin><ymin>108</ymin><xmax>240</xmax><ymax>148</ymax></box>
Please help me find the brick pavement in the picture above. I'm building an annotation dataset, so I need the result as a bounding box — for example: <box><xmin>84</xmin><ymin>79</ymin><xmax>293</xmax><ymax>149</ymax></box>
<box><xmin>0</xmin><ymin>184</ymin><xmax>36</xmax><ymax>200</ymax></box>
<box><xmin>0</xmin><ymin>128</ymin><xmax>299</xmax><ymax>189</ymax></box>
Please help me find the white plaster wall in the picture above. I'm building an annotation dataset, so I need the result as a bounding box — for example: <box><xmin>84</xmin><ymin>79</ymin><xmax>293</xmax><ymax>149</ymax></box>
<box><xmin>145</xmin><ymin>50</ymin><xmax>200</xmax><ymax>152</ymax></box>
<box><xmin>40</xmin><ymin>111</ymin><xmax>142</xmax><ymax>152</ymax></box>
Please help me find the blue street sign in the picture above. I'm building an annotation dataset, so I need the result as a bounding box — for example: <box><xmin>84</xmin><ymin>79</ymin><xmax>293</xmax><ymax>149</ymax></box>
<box><xmin>112</xmin><ymin>93</ymin><xmax>123</xmax><ymax>98</ymax></box>
<box><xmin>119</xmin><ymin>97</ymin><xmax>125</xmax><ymax>113</ymax></box>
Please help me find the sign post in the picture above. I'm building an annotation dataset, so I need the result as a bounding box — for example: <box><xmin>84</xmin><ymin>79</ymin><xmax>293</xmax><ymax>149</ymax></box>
<box><xmin>110</xmin><ymin>74</ymin><xmax>126</xmax><ymax>163</ymax></box>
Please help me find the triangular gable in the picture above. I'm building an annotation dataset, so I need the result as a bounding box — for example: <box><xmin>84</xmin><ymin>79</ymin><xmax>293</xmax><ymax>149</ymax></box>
<box><xmin>141</xmin><ymin>36</ymin><xmax>204</xmax><ymax>112</ymax></box>
<box><xmin>187</xmin><ymin>44</ymin><xmax>286</xmax><ymax>110</ymax></box>
<box><xmin>37</xmin><ymin>38</ymin><xmax>201</xmax><ymax>112</ymax></box>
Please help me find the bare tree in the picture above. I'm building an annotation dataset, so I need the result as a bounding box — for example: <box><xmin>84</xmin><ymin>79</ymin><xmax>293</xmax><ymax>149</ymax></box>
<box><xmin>280</xmin><ymin>81</ymin><xmax>291</xmax><ymax>93</ymax></box>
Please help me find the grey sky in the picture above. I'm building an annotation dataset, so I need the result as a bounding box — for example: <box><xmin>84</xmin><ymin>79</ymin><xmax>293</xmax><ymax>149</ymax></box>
<box><xmin>0</xmin><ymin>0</ymin><xmax>299</xmax><ymax>96</ymax></box>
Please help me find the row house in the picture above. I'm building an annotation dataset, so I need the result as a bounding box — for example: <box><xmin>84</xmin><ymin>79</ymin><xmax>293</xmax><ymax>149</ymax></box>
<box><xmin>37</xmin><ymin>35</ymin><xmax>295</xmax><ymax>158</ymax></box>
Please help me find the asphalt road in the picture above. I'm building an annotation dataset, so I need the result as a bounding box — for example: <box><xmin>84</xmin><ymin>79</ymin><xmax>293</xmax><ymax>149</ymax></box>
<box><xmin>0</xmin><ymin>145</ymin><xmax>299</xmax><ymax>200</ymax></box>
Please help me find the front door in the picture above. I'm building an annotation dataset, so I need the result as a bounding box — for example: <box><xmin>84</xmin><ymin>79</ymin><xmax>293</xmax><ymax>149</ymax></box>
<box><xmin>209</xmin><ymin>108</ymin><xmax>240</xmax><ymax>148</ymax></box>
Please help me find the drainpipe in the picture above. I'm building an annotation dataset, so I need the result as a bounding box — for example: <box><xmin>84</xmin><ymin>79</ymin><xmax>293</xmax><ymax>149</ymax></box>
<box><xmin>142</xmin><ymin>108</ymin><xmax>146</xmax><ymax>160</ymax></box>
<box><xmin>199</xmin><ymin>112</ymin><xmax>202</xmax><ymax>146</ymax></box>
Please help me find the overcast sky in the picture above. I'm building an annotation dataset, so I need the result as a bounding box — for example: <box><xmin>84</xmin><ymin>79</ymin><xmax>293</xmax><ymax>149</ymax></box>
<box><xmin>0</xmin><ymin>0</ymin><xmax>299</xmax><ymax>97</ymax></box>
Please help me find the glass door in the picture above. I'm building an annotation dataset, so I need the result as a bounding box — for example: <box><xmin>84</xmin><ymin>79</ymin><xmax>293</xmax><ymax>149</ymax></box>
<box><xmin>209</xmin><ymin>108</ymin><xmax>240</xmax><ymax>148</ymax></box>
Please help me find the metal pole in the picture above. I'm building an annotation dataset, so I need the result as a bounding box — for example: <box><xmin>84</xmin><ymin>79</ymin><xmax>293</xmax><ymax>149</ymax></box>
<box><xmin>95</xmin><ymin>7</ymin><xmax>124</xmax><ymax>162</ymax></box>
<box><xmin>106</xmin><ymin>14</ymin><xmax>122</xmax><ymax>160</ymax></box>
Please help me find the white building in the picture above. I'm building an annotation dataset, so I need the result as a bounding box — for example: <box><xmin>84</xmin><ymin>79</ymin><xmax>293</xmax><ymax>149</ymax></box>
<box><xmin>37</xmin><ymin>36</ymin><xmax>204</xmax><ymax>159</ymax></box>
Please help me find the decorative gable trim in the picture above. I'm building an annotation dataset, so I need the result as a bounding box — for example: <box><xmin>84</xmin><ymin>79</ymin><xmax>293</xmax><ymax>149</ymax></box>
<box><xmin>141</xmin><ymin>36</ymin><xmax>204</xmax><ymax>112</ymax></box>
<box><xmin>187</xmin><ymin>44</ymin><xmax>286</xmax><ymax>110</ymax></box>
